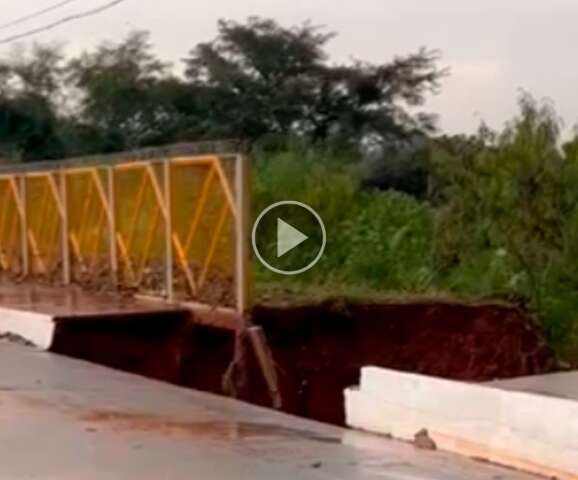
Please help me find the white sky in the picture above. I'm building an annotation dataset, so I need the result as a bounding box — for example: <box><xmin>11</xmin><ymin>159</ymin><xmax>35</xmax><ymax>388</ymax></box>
<box><xmin>1</xmin><ymin>0</ymin><xmax>578</xmax><ymax>134</ymax></box>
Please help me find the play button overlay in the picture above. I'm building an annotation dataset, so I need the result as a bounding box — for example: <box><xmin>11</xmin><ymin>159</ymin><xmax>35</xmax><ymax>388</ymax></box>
<box><xmin>252</xmin><ymin>201</ymin><xmax>326</xmax><ymax>275</ymax></box>
<box><xmin>277</xmin><ymin>218</ymin><xmax>308</xmax><ymax>257</ymax></box>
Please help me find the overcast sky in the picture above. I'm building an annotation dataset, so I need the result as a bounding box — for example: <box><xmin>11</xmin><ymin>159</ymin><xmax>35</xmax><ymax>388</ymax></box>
<box><xmin>2</xmin><ymin>0</ymin><xmax>578</xmax><ymax>134</ymax></box>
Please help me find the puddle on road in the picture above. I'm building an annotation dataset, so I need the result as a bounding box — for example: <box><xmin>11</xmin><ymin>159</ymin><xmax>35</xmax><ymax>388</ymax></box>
<box><xmin>2</xmin><ymin>393</ymin><xmax>341</xmax><ymax>445</ymax></box>
<box><xmin>80</xmin><ymin>410</ymin><xmax>342</xmax><ymax>444</ymax></box>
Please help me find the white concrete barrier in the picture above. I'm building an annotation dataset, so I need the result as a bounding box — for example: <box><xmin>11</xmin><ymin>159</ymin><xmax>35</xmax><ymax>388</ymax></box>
<box><xmin>0</xmin><ymin>307</ymin><xmax>55</xmax><ymax>350</ymax></box>
<box><xmin>345</xmin><ymin>366</ymin><xmax>578</xmax><ymax>480</ymax></box>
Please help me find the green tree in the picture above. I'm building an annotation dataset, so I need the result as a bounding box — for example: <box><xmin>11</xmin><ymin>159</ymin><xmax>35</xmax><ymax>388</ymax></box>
<box><xmin>0</xmin><ymin>44</ymin><xmax>65</xmax><ymax>161</ymax></box>
<box><xmin>67</xmin><ymin>31</ymin><xmax>176</xmax><ymax>151</ymax></box>
<box><xmin>184</xmin><ymin>17</ymin><xmax>444</xmax><ymax>144</ymax></box>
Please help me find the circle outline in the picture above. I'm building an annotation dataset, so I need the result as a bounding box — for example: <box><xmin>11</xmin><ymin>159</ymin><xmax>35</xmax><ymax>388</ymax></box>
<box><xmin>251</xmin><ymin>201</ymin><xmax>327</xmax><ymax>276</ymax></box>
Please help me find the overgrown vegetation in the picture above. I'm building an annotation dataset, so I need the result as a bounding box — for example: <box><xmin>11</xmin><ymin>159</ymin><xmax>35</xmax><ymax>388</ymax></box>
<box><xmin>2</xmin><ymin>18</ymin><xmax>578</xmax><ymax>361</ymax></box>
<box><xmin>254</xmin><ymin>145</ymin><xmax>435</xmax><ymax>293</ymax></box>
<box><xmin>255</xmin><ymin>96</ymin><xmax>578</xmax><ymax>362</ymax></box>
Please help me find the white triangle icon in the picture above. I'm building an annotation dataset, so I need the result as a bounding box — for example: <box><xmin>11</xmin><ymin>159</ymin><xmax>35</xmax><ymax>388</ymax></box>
<box><xmin>277</xmin><ymin>218</ymin><xmax>308</xmax><ymax>258</ymax></box>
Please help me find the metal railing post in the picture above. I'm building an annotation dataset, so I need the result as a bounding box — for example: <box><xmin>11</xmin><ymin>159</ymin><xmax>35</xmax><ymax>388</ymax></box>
<box><xmin>163</xmin><ymin>160</ymin><xmax>174</xmax><ymax>301</ymax></box>
<box><xmin>18</xmin><ymin>175</ymin><xmax>29</xmax><ymax>276</ymax></box>
<box><xmin>234</xmin><ymin>154</ymin><xmax>251</xmax><ymax>315</ymax></box>
<box><xmin>59</xmin><ymin>170</ymin><xmax>71</xmax><ymax>284</ymax></box>
<box><xmin>107</xmin><ymin>166</ymin><xmax>118</xmax><ymax>289</ymax></box>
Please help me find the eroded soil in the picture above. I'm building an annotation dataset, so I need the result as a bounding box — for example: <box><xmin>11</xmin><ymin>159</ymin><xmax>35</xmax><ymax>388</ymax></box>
<box><xmin>51</xmin><ymin>299</ymin><xmax>556</xmax><ymax>426</ymax></box>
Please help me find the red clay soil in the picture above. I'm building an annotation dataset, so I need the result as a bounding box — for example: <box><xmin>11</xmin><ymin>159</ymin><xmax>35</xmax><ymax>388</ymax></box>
<box><xmin>245</xmin><ymin>300</ymin><xmax>555</xmax><ymax>424</ymax></box>
<box><xmin>51</xmin><ymin>299</ymin><xmax>555</xmax><ymax>426</ymax></box>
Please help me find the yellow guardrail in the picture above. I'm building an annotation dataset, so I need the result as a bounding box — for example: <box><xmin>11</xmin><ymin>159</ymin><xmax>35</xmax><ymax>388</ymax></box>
<box><xmin>0</xmin><ymin>151</ymin><xmax>249</xmax><ymax>313</ymax></box>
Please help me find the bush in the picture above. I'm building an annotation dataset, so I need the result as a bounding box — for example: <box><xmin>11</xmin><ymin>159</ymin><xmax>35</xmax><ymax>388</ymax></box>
<box><xmin>338</xmin><ymin>191</ymin><xmax>434</xmax><ymax>291</ymax></box>
<box><xmin>431</xmin><ymin>94</ymin><xmax>578</xmax><ymax>360</ymax></box>
<box><xmin>254</xmin><ymin>146</ymin><xmax>435</xmax><ymax>294</ymax></box>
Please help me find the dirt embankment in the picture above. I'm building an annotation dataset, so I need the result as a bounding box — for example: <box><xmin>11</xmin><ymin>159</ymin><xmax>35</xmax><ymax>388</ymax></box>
<box><xmin>51</xmin><ymin>299</ymin><xmax>555</xmax><ymax>426</ymax></box>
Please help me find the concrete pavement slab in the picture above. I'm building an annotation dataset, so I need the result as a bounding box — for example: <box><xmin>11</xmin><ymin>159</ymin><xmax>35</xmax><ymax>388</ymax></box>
<box><xmin>0</xmin><ymin>343</ymin><xmax>541</xmax><ymax>480</ymax></box>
